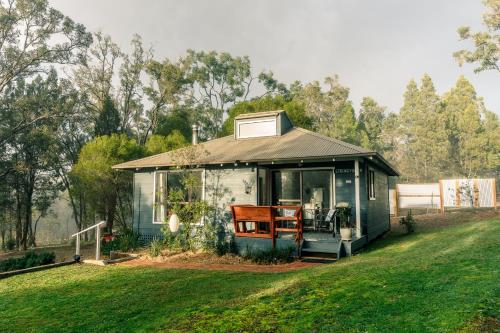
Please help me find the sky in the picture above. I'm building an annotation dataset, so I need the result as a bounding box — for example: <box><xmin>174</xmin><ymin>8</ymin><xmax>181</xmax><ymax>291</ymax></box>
<box><xmin>49</xmin><ymin>0</ymin><xmax>499</xmax><ymax>115</ymax></box>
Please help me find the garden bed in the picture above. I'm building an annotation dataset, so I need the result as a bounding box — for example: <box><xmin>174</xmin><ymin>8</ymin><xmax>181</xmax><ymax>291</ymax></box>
<box><xmin>119</xmin><ymin>254</ymin><xmax>318</xmax><ymax>273</ymax></box>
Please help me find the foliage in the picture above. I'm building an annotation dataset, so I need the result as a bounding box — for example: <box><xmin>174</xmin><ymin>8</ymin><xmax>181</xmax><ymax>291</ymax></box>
<box><xmin>358</xmin><ymin>96</ymin><xmax>386</xmax><ymax>151</ymax></box>
<box><xmin>0</xmin><ymin>0</ymin><xmax>92</xmax><ymax>95</ymax></box>
<box><xmin>148</xmin><ymin>237</ymin><xmax>163</xmax><ymax>257</ymax></box>
<box><xmin>442</xmin><ymin>76</ymin><xmax>499</xmax><ymax>177</ymax></box>
<box><xmin>183</xmin><ymin>50</ymin><xmax>254</xmax><ymax>139</ymax></box>
<box><xmin>71</xmin><ymin>134</ymin><xmax>142</xmax><ymax>232</ymax></box>
<box><xmin>221</xmin><ymin>95</ymin><xmax>313</xmax><ymax>136</ymax></box>
<box><xmin>4</xmin><ymin>237</ymin><xmax>15</xmax><ymax>251</ymax></box>
<box><xmin>397</xmin><ymin>75</ymin><xmax>450</xmax><ymax>182</ymax></box>
<box><xmin>1</xmin><ymin>217</ymin><xmax>497</xmax><ymax>332</ymax></box>
<box><xmin>101</xmin><ymin>229</ymin><xmax>141</xmax><ymax>255</ymax></box>
<box><xmin>0</xmin><ymin>250</ymin><xmax>55</xmax><ymax>272</ymax></box>
<box><xmin>242</xmin><ymin>246</ymin><xmax>295</xmax><ymax>264</ymax></box>
<box><xmin>144</xmin><ymin>131</ymin><xmax>187</xmax><ymax>156</ymax></box>
<box><xmin>337</xmin><ymin>205</ymin><xmax>353</xmax><ymax>228</ymax></box>
<box><xmin>399</xmin><ymin>210</ymin><xmax>416</xmax><ymax>234</ymax></box>
<box><xmin>454</xmin><ymin>0</ymin><xmax>499</xmax><ymax>73</ymax></box>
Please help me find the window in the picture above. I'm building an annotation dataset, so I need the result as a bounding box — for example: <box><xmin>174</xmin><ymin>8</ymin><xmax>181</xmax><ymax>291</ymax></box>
<box><xmin>236</xmin><ymin>118</ymin><xmax>277</xmax><ymax>139</ymax></box>
<box><xmin>368</xmin><ymin>169</ymin><xmax>376</xmax><ymax>200</ymax></box>
<box><xmin>153</xmin><ymin>170</ymin><xmax>203</xmax><ymax>224</ymax></box>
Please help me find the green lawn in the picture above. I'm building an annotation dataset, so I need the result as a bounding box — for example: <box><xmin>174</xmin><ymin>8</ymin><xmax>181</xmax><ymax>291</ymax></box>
<box><xmin>1</xmin><ymin>217</ymin><xmax>498</xmax><ymax>333</ymax></box>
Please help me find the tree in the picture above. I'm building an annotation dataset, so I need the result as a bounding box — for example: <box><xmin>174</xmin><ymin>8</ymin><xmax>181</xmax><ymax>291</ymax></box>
<box><xmin>358</xmin><ymin>97</ymin><xmax>386</xmax><ymax>151</ymax></box>
<box><xmin>94</xmin><ymin>96</ymin><xmax>120</xmax><ymax>136</ymax></box>
<box><xmin>142</xmin><ymin>58</ymin><xmax>190</xmax><ymax>145</ymax></box>
<box><xmin>71</xmin><ymin>134</ymin><xmax>142</xmax><ymax>233</ymax></box>
<box><xmin>73</xmin><ymin>32</ymin><xmax>122</xmax><ymax>131</ymax></box>
<box><xmin>296</xmin><ymin>75</ymin><xmax>364</xmax><ymax>145</ymax></box>
<box><xmin>443</xmin><ymin>76</ymin><xmax>499</xmax><ymax>177</ymax></box>
<box><xmin>221</xmin><ymin>95</ymin><xmax>313</xmax><ymax>136</ymax></box>
<box><xmin>184</xmin><ymin>50</ymin><xmax>254</xmax><ymax>139</ymax></box>
<box><xmin>3</xmin><ymin>71</ymin><xmax>68</xmax><ymax>249</ymax></box>
<box><xmin>454</xmin><ymin>0</ymin><xmax>499</xmax><ymax>73</ymax></box>
<box><xmin>0</xmin><ymin>0</ymin><xmax>91</xmax><ymax>148</ymax></box>
<box><xmin>398</xmin><ymin>75</ymin><xmax>450</xmax><ymax>182</ymax></box>
<box><xmin>144</xmin><ymin>131</ymin><xmax>187</xmax><ymax>156</ymax></box>
<box><xmin>155</xmin><ymin>107</ymin><xmax>193</xmax><ymax>142</ymax></box>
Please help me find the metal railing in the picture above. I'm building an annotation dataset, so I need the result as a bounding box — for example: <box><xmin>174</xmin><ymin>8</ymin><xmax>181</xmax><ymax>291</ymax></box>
<box><xmin>71</xmin><ymin>221</ymin><xmax>106</xmax><ymax>261</ymax></box>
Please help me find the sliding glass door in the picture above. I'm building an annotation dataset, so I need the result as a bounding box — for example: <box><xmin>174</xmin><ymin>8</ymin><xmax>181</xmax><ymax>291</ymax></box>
<box><xmin>271</xmin><ymin>169</ymin><xmax>333</xmax><ymax>230</ymax></box>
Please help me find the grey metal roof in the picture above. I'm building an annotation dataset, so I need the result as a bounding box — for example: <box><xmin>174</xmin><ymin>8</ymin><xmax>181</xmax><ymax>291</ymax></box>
<box><xmin>113</xmin><ymin>126</ymin><xmax>399</xmax><ymax>175</ymax></box>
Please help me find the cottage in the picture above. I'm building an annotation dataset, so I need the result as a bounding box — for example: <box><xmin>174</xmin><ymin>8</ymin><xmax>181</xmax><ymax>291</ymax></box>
<box><xmin>113</xmin><ymin>110</ymin><xmax>399</xmax><ymax>258</ymax></box>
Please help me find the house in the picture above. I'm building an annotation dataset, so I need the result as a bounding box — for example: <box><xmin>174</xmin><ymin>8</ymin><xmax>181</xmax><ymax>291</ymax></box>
<box><xmin>113</xmin><ymin>110</ymin><xmax>399</xmax><ymax>258</ymax></box>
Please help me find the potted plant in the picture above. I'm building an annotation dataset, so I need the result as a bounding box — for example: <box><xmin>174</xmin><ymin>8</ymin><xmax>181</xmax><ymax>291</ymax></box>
<box><xmin>336</xmin><ymin>202</ymin><xmax>352</xmax><ymax>240</ymax></box>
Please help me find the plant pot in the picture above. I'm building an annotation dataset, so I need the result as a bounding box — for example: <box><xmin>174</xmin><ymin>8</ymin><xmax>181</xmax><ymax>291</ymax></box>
<box><xmin>340</xmin><ymin>227</ymin><xmax>352</xmax><ymax>240</ymax></box>
<box><xmin>168</xmin><ymin>213</ymin><xmax>180</xmax><ymax>233</ymax></box>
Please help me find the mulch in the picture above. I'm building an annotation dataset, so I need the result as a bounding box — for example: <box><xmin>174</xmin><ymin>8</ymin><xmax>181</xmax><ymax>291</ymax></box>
<box><xmin>117</xmin><ymin>258</ymin><xmax>319</xmax><ymax>273</ymax></box>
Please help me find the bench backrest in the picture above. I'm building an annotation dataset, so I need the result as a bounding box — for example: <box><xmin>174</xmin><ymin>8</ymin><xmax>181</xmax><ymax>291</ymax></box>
<box><xmin>231</xmin><ymin>205</ymin><xmax>273</xmax><ymax>222</ymax></box>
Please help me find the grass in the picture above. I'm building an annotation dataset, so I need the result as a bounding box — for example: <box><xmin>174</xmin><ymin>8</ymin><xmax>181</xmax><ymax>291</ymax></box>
<box><xmin>0</xmin><ymin>216</ymin><xmax>498</xmax><ymax>332</ymax></box>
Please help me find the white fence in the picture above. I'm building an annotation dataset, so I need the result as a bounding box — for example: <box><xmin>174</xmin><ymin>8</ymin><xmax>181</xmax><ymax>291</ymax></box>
<box><xmin>390</xmin><ymin>178</ymin><xmax>497</xmax><ymax>216</ymax></box>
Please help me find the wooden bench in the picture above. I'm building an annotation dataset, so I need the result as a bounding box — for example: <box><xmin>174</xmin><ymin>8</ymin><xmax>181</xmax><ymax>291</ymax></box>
<box><xmin>230</xmin><ymin>205</ymin><xmax>303</xmax><ymax>248</ymax></box>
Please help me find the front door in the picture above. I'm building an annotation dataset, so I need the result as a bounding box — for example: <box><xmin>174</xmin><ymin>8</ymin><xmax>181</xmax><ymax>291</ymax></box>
<box><xmin>271</xmin><ymin>169</ymin><xmax>333</xmax><ymax>230</ymax></box>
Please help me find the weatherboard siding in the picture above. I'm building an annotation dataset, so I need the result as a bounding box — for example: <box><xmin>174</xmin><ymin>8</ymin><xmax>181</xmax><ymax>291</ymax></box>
<box><xmin>133</xmin><ymin>172</ymin><xmax>159</xmax><ymax>237</ymax></box>
<box><xmin>365</xmin><ymin>163</ymin><xmax>390</xmax><ymax>241</ymax></box>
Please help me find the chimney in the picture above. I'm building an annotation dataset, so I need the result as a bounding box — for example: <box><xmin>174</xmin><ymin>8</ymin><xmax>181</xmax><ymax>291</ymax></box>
<box><xmin>191</xmin><ymin>124</ymin><xmax>199</xmax><ymax>145</ymax></box>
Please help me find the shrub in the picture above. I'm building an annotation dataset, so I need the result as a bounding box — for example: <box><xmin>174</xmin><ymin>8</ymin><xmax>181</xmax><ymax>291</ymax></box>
<box><xmin>149</xmin><ymin>238</ymin><xmax>163</xmax><ymax>257</ymax></box>
<box><xmin>242</xmin><ymin>246</ymin><xmax>295</xmax><ymax>265</ymax></box>
<box><xmin>101</xmin><ymin>230</ymin><xmax>140</xmax><ymax>255</ymax></box>
<box><xmin>399</xmin><ymin>210</ymin><xmax>416</xmax><ymax>234</ymax></box>
<box><xmin>0</xmin><ymin>251</ymin><xmax>55</xmax><ymax>272</ymax></box>
<box><xmin>5</xmin><ymin>238</ymin><xmax>16</xmax><ymax>251</ymax></box>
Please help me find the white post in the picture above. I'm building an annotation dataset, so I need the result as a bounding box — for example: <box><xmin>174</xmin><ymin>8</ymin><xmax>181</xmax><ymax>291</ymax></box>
<box><xmin>354</xmin><ymin>160</ymin><xmax>361</xmax><ymax>238</ymax></box>
<box><xmin>75</xmin><ymin>234</ymin><xmax>81</xmax><ymax>257</ymax></box>
<box><xmin>96</xmin><ymin>226</ymin><xmax>101</xmax><ymax>261</ymax></box>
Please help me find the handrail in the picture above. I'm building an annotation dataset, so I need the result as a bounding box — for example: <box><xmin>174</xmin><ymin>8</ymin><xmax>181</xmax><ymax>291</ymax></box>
<box><xmin>71</xmin><ymin>221</ymin><xmax>106</xmax><ymax>237</ymax></box>
<box><xmin>72</xmin><ymin>220</ymin><xmax>107</xmax><ymax>261</ymax></box>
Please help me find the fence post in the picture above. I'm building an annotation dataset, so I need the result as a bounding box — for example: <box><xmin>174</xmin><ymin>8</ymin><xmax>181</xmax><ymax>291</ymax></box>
<box><xmin>439</xmin><ymin>180</ymin><xmax>444</xmax><ymax>214</ymax></box>
<box><xmin>395</xmin><ymin>184</ymin><xmax>399</xmax><ymax>217</ymax></box>
<box><xmin>96</xmin><ymin>226</ymin><xmax>101</xmax><ymax>261</ymax></box>
<box><xmin>75</xmin><ymin>234</ymin><xmax>81</xmax><ymax>257</ymax></box>
<box><xmin>493</xmin><ymin>178</ymin><xmax>497</xmax><ymax>211</ymax></box>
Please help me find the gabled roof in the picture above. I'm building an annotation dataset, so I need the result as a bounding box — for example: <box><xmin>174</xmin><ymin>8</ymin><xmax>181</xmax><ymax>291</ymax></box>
<box><xmin>113</xmin><ymin>126</ymin><xmax>399</xmax><ymax>176</ymax></box>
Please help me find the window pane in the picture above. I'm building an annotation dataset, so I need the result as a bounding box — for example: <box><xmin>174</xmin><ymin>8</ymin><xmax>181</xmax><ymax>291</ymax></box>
<box><xmin>168</xmin><ymin>171</ymin><xmax>203</xmax><ymax>202</ymax></box>
<box><xmin>302</xmin><ymin>170</ymin><xmax>331</xmax><ymax>209</ymax></box>
<box><xmin>154</xmin><ymin>172</ymin><xmax>167</xmax><ymax>223</ymax></box>
<box><xmin>272</xmin><ymin>171</ymin><xmax>301</xmax><ymax>205</ymax></box>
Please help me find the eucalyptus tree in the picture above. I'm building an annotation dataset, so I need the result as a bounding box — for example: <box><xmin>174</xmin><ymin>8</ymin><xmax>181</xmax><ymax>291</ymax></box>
<box><xmin>4</xmin><ymin>71</ymin><xmax>70</xmax><ymax>249</ymax></box>
<box><xmin>183</xmin><ymin>50</ymin><xmax>255</xmax><ymax>139</ymax></box>
<box><xmin>454</xmin><ymin>0</ymin><xmax>499</xmax><ymax>73</ymax></box>
<box><xmin>0</xmin><ymin>0</ymin><xmax>91</xmax><ymax>148</ymax></box>
<box><xmin>71</xmin><ymin>134</ymin><xmax>142</xmax><ymax>233</ymax></box>
<box><xmin>358</xmin><ymin>97</ymin><xmax>387</xmax><ymax>151</ymax></box>
<box><xmin>73</xmin><ymin>32</ymin><xmax>123</xmax><ymax>134</ymax></box>
<box><xmin>295</xmin><ymin>75</ymin><xmax>363</xmax><ymax>145</ymax></box>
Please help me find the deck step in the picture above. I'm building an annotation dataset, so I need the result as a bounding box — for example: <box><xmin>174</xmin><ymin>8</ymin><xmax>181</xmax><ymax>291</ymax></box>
<box><xmin>301</xmin><ymin>251</ymin><xmax>337</xmax><ymax>263</ymax></box>
<box><xmin>302</xmin><ymin>241</ymin><xmax>341</xmax><ymax>254</ymax></box>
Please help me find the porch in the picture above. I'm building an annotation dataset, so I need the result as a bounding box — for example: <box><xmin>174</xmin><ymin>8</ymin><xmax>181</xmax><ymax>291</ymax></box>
<box><xmin>231</xmin><ymin>204</ymin><xmax>367</xmax><ymax>260</ymax></box>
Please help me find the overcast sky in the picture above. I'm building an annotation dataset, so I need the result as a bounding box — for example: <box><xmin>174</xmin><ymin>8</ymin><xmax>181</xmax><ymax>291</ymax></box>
<box><xmin>49</xmin><ymin>0</ymin><xmax>499</xmax><ymax>115</ymax></box>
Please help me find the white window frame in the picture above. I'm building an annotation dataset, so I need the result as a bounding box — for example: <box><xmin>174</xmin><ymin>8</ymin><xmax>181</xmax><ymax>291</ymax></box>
<box><xmin>236</xmin><ymin>117</ymin><xmax>277</xmax><ymax>139</ymax></box>
<box><xmin>368</xmin><ymin>168</ymin><xmax>376</xmax><ymax>200</ymax></box>
<box><xmin>152</xmin><ymin>169</ymin><xmax>205</xmax><ymax>224</ymax></box>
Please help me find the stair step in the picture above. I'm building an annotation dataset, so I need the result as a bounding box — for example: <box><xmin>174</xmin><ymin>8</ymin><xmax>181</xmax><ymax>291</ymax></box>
<box><xmin>301</xmin><ymin>244</ymin><xmax>340</xmax><ymax>254</ymax></box>
<box><xmin>301</xmin><ymin>251</ymin><xmax>337</xmax><ymax>263</ymax></box>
